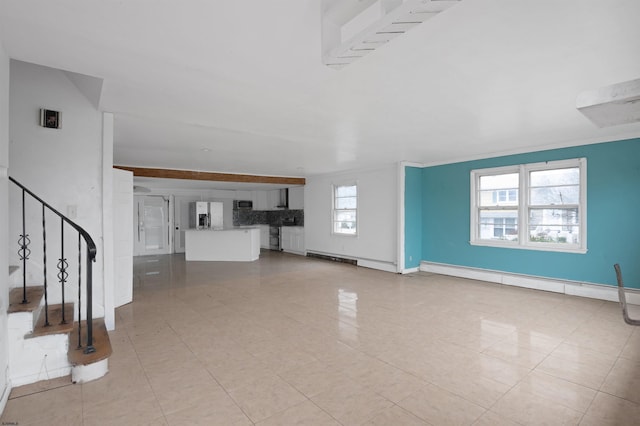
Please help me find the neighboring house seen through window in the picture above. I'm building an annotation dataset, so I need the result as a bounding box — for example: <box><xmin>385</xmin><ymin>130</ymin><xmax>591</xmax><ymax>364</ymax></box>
<box><xmin>470</xmin><ymin>158</ymin><xmax>586</xmax><ymax>253</ymax></box>
<box><xmin>333</xmin><ymin>184</ymin><xmax>357</xmax><ymax>235</ymax></box>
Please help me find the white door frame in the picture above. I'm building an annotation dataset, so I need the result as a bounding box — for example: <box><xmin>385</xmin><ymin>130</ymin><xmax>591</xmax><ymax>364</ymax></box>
<box><xmin>134</xmin><ymin>195</ymin><xmax>172</xmax><ymax>256</ymax></box>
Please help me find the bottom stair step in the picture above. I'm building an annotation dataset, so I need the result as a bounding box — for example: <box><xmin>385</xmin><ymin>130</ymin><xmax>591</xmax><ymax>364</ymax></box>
<box><xmin>68</xmin><ymin>318</ymin><xmax>112</xmax><ymax>366</ymax></box>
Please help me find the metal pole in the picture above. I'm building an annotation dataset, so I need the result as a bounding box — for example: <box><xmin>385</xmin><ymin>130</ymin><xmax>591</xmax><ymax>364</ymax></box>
<box><xmin>84</xmin><ymin>247</ymin><xmax>95</xmax><ymax>354</ymax></box>
<box><xmin>21</xmin><ymin>189</ymin><xmax>27</xmax><ymax>304</ymax></box>
<box><xmin>60</xmin><ymin>218</ymin><xmax>66</xmax><ymax>324</ymax></box>
<box><xmin>78</xmin><ymin>234</ymin><xmax>82</xmax><ymax>349</ymax></box>
<box><xmin>43</xmin><ymin>205</ymin><xmax>49</xmax><ymax>326</ymax></box>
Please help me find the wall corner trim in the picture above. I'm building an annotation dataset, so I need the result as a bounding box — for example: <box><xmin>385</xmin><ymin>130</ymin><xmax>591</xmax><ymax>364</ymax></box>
<box><xmin>419</xmin><ymin>261</ymin><xmax>640</xmax><ymax>305</ymax></box>
<box><xmin>0</xmin><ymin>379</ymin><xmax>11</xmax><ymax>417</ymax></box>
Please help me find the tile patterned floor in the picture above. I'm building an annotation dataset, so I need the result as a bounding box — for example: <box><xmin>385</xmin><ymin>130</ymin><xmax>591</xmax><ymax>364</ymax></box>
<box><xmin>2</xmin><ymin>251</ymin><xmax>640</xmax><ymax>425</ymax></box>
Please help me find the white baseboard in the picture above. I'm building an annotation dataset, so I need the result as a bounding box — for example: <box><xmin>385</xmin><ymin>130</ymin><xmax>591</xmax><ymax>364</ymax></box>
<box><xmin>420</xmin><ymin>261</ymin><xmax>640</xmax><ymax>305</ymax></box>
<box><xmin>401</xmin><ymin>267</ymin><xmax>420</xmax><ymax>274</ymax></box>
<box><xmin>282</xmin><ymin>248</ymin><xmax>306</xmax><ymax>256</ymax></box>
<box><xmin>10</xmin><ymin>366</ymin><xmax>72</xmax><ymax>388</ymax></box>
<box><xmin>357</xmin><ymin>259</ymin><xmax>397</xmax><ymax>273</ymax></box>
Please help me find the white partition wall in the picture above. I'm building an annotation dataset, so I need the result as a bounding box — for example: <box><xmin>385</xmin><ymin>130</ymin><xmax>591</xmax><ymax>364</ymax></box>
<box><xmin>0</xmin><ymin>41</ymin><xmax>10</xmax><ymax>416</ymax></box>
<box><xmin>113</xmin><ymin>168</ymin><xmax>133</xmax><ymax>308</ymax></box>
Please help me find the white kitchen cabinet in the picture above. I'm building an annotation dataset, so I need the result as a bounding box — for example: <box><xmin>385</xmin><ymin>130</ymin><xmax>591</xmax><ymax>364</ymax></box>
<box><xmin>281</xmin><ymin>227</ymin><xmax>292</xmax><ymax>252</ymax></box>
<box><xmin>252</xmin><ymin>191</ymin><xmax>268</xmax><ymax>211</ymax></box>
<box><xmin>267</xmin><ymin>190</ymin><xmax>281</xmax><ymax>210</ymax></box>
<box><xmin>185</xmin><ymin>228</ymin><xmax>260</xmax><ymax>261</ymax></box>
<box><xmin>281</xmin><ymin>226</ymin><xmax>305</xmax><ymax>255</ymax></box>
<box><xmin>289</xmin><ymin>187</ymin><xmax>304</xmax><ymax>210</ymax></box>
<box><xmin>258</xmin><ymin>224</ymin><xmax>270</xmax><ymax>249</ymax></box>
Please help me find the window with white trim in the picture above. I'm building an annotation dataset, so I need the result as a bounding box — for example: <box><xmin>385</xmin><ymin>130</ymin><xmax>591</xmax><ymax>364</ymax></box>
<box><xmin>333</xmin><ymin>184</ymin><xmax>357</xmax><ymax>235</ymax></box>
<box><xmin>470</xmin><ymin>158</ymin><xmax>586</xmax><ymax>253</ymax></box>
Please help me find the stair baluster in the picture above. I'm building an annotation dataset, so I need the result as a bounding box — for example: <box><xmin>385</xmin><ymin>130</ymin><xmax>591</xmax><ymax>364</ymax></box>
<box><xmin>85</xmin><ymin>247</ymin><xmax>95</xmax><ymax>354</ymax></box>
<box><xmin>42</xmin><ymin>204</ymin><xmax>49</xmax><ymax>326</ymax></box>
<box><xmin>18</xmin><ymin>188</ymin><xmax>30</xmax><ymax>304</ymax></box>
<box><xmin>57</xmin><ymin>218</ymin><xmax>69</xmax><ymax>324</ymax></box>
<box><xmin>77</xmin><ymin>234</ymin><xmax>82</xmax><ymax>349</ymax></box>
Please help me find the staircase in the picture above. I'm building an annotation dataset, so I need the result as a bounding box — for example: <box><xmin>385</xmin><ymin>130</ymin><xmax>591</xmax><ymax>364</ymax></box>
<box><xmin>7</xmin><ymin>177</ymin><xmax>111</xmax><ymax>387</ymax></box>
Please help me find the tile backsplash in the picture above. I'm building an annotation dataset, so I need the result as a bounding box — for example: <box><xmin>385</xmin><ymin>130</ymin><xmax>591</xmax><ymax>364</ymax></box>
<box><xmin>233</xmin><ymin>209</ymin><xmax>304</xmax><ymax>227</ymax></box>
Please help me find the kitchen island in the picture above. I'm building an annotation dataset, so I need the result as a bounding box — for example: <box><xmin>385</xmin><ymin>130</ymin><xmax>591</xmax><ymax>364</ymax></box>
<box><xmin>185</xmin><ymin>227</ymin><xmax>260</xmax><ymax>261</ymax></box>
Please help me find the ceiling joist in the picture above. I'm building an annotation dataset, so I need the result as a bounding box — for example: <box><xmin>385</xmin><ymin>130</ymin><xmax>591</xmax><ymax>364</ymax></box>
<box><xmin>114</xmin><ymin>166</ymin><xmax>306</xmax><ymax>186</ymax></box>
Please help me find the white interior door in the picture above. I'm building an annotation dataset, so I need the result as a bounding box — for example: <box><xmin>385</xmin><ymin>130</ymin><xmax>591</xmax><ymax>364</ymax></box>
<box><xmin>134</xmin><ymin>195</ymin><xmax>171</xmax><ymax>256</ymax></box>
<box><xmin>113</xmin><ymin>169</ymin><xmax>133</xmax><ymax>307</ymax></box>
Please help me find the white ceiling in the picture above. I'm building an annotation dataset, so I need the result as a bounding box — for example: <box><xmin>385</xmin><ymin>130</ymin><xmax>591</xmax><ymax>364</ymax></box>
<box><xmin>2</xmin><ymin>0</ymin><xmax>640</xmax><ymax>181</ymax></box>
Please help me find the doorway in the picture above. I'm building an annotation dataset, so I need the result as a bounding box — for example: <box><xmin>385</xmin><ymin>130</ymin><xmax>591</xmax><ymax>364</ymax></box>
<box><xmin>134</xmin><ymin>195</ymin><xmax>171</xmax><ymax>256</ymax></box>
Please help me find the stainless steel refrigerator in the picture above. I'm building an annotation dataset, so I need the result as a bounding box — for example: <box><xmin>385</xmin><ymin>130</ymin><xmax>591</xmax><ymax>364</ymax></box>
<box><xmin>189</xmin><ymin>201</ymin><xmax>224</xmax><ymax>230</ymax></box>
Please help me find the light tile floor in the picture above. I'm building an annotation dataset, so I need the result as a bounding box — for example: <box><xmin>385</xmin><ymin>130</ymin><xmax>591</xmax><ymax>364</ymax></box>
<box><xmin>2</xmin><ymin>251</ymin><xmax>640</xmax><ymax>425</ymax></box>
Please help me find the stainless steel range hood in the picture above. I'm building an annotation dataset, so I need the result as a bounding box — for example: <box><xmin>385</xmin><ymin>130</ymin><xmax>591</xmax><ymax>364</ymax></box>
<box><xmin>577</xmin><ymin>78</ymin><xmax>640</xmax><ymax>128</ymax></box>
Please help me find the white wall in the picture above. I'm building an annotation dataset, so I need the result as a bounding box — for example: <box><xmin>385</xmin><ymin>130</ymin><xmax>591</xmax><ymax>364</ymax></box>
<box><xmin>102</xmin><ymin>113</ymin><xmax>115</xmax><ymax>329</ymax></box>
<box><xmin>8</xmin><ymin>60</ymin><xmax>105</xmax><ymax>319</ymax></box>
<box><xmin>304</xmin><ymin>164</ymin><xmax>398</xmax><ymax>271</ymax></box>
<box><xmin>0</xmin><ymin>40</ymin><xmax>11</xmax><ymax>416</ymax></box>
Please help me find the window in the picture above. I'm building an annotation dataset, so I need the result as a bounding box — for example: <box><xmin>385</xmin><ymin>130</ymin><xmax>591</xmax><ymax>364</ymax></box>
<box><xmin>492</xmin><ymin>189</ymin><xmax>517</xmax><ymax>204</ymax></box>
<box><xmin>471</xmin><ymin>158</ymin><xmax>586</xmax><ymax>253</ymax></box>
<box><xmin>333</xmin><ymin>184</ymin><xmax>357</xmax><ymax>235</ymax></box>
<box><xmin>493</xmin><ymin>217</ymin><xmax>517</xmax><ymax>238</ymax></box>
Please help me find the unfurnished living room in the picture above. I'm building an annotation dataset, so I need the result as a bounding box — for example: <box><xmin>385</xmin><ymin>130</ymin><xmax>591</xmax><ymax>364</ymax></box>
<box><xmin>1</xmin><ymin>1</ymin><xmax>640</xmax><ymax>425</ymax></box>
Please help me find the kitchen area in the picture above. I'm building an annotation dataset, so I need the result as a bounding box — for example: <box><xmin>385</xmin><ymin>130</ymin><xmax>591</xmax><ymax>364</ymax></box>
<box><xmin>167</xmin><ymin>185</ymin><xmax>305</xmax><ymax>261</ymax></box>
<box><xmin>132</xmin><ymin>176</ymin><xmax>306</xmax><ymax>259</ymax></box>
<box><xmin>232</xmin><ymin>187</ymin><xmax>305</xmax><ymax>256</ymax></box>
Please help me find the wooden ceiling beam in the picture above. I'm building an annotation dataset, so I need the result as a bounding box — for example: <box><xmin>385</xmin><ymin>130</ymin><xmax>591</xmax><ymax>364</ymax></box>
<box><xmin>114</xmin><ymin>166</ymin><xmax>305</xmax><ymax>185</ymax></box>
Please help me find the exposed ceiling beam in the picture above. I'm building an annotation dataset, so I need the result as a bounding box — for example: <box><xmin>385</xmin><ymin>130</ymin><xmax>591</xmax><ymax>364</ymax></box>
<box><xmin>114</xmin><ymin>166</ymin><xmax>306</xmax><ymax>185</ymax></box>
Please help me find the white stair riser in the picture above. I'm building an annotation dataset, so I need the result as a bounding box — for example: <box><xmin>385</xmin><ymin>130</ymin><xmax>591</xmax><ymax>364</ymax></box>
<box><xmin>8</xmin><ymin>332</ymin><xmax>71</xmax><ymax>387</ymax></box>
<box><xmin>8</xmin><ymin>312</ymin><xmax>33</xmax><ymax>335</ymax></box>
<box><xmin>72</xmin><ymin>359</ymin><xmax>109</xmax><ymax>384</ymax></box>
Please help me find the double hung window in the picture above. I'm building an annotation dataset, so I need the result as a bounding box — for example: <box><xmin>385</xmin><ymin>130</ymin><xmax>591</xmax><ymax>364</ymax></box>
<box><xmin>333</xmin><ymin>184</ymin><xmax>357</xmax><ymax>235</ymax></box>
<box><xmin>470</xmin><ymin>158</ymin><xmax>586</xmax><ymax>253</ymax></box>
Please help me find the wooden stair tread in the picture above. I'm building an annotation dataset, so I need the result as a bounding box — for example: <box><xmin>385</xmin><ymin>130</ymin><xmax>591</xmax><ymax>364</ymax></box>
<box><xmin>28</xmin><ymin>303</ymin><xmax>75</xmax><ymax>337</ymax></box>
<box><xmin>68</xmin><ymin>318</ymin><xmax>112</xmax><ymax>366</ymax></box>
<box><xmin>8</xmin><ymin>286</ymin><xmax>44</xmax><ymax>313</ymax></box>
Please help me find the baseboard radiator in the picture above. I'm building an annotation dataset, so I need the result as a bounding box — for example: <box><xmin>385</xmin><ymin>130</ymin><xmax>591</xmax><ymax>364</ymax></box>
<box><xmin>306</xmin><ymin>252</ymin><xmax>357</xmax><ymax>265</ymax></box>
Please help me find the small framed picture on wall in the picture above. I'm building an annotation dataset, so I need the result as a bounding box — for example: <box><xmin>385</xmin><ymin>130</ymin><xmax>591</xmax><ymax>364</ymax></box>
<box><xmin>40</xmin><ymin>108</ymin><xmax>61</xmax><ymax>129</ymax></box>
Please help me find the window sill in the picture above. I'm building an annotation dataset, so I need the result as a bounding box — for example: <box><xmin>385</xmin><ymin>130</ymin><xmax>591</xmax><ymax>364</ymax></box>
<box><xmin>469</xmin><ymin>240</ymin><xmax>587</xmax><ymax>254</ymax></box>
<box><xmin>332</xmin><ymin>232</ymin><xmax>358</xmax><ymax>237</ymax></box>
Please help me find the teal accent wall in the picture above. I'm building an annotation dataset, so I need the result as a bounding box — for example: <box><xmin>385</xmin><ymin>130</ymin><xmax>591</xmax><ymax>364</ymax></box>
<box><xmin>404</xmin><ymin>166</ymin><xmax>423</xmax><ymax>269</ymax></box>
<box><xmin>418</xmin><ymin>138</ymin><xmax>640</xmax><ymax>288</ymax></box>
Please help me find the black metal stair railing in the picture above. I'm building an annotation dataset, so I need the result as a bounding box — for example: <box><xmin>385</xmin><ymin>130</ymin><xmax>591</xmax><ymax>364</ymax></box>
<box><xmin>9</xmin><ymin>176</ymin><xmax>97</xmax><ymax>354</ymax></box>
